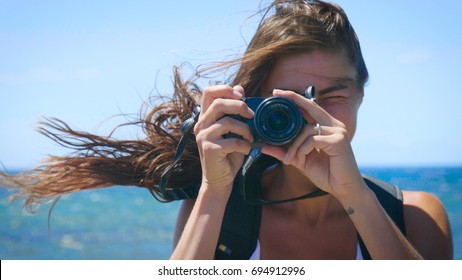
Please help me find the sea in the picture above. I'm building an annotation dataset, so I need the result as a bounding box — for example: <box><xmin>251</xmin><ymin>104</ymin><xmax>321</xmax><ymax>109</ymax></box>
<box><xmin>1</xmin><ymin>167</ymin><xmax>461</xmax><ymax>260</ymax></box>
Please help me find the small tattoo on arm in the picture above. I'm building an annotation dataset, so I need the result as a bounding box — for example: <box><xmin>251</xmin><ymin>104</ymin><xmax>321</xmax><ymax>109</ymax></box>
<box><xmin>346</xmin><ymin>207</ymin><xmax>355</xmax><ymax>215</ymax></box>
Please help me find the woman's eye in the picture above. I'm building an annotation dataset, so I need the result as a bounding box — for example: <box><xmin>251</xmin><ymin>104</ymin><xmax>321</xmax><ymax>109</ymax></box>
<box><xmin>320</xmin><ymin>95</ymin><xmax>345</xmax><ymax>102</ymax></box>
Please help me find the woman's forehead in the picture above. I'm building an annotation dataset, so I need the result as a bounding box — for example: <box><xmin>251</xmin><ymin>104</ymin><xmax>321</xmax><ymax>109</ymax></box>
<box><xmin>261</xmin><ymin>51</ymin><xmax>357</xmax><ymax>94</ymax></box>
<box><xmin>276</xmin><ymin>51</ymin><xmax>354</xmax><ymax>78</ymax></box>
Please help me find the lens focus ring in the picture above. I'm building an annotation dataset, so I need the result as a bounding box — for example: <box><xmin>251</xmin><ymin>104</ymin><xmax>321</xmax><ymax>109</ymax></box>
<box><xmin>253</xmin><ymin>97</ymin><xmax>303</xmax><ymax>146</ymax></box>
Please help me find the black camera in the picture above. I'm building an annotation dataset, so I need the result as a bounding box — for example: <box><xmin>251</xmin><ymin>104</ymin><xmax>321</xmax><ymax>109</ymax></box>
<box><xmin>227</xmin><ymin>95</ymin><xmax>308</xmax><ymax>148</ymax></box>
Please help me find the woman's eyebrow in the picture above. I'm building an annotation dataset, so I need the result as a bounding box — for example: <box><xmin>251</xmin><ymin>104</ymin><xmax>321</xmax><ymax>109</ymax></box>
<box><xmin>267</xmin><ymin>83</ymin><xmax>349</xmax><ymax>96</ymax></box>
<box><xmin>268</xmin><ymin>88</ymin><xmax>301</xmax><ymax>95</ymax></box>
<box><xmin>317</xmin><ymin>84</ymin><xmax>348</xmax><ymax>96</ymax></box>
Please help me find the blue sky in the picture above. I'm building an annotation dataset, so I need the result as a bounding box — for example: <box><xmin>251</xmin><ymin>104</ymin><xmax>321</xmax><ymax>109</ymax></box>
<box><xmin>1</xmin><ymin>0</ymin><xmax>461</xmax><ymax>169</ymax></box>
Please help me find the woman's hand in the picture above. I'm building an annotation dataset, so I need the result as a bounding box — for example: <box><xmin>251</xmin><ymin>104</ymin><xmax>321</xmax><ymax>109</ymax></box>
<box><xmin>261</xmin><ymin>89</ymin><xmax>365</xmax><ymax>199</ymax></box>
<box><xmin>194</xmin><ymin>85</ymin><xmax>254</xmax><ymax>194</ymax></box>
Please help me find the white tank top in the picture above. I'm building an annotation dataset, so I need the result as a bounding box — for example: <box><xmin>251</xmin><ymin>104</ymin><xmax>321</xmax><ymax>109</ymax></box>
<box><xmin>249</xmin><ymin>240</ymin><xmax>364</xmax><ymax>260</ymax></box>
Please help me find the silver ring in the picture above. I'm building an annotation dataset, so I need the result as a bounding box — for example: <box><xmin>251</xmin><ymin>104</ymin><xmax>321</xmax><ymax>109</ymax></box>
<box><xmin>316</xmin><ymin>123</ymin><xmax>322</xmax><ymax>135</ymax></box>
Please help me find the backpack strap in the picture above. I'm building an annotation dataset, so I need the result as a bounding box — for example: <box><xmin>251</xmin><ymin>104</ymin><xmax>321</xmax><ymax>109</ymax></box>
<box><xmin>215</xmin><ymin>174</ymin><xmax>262</xmax><ymax>259</ymax></box>
<box><xmin>359</xmin><ymin>175</ymin><xmax>406</xmax><ymax>259</ymax></box>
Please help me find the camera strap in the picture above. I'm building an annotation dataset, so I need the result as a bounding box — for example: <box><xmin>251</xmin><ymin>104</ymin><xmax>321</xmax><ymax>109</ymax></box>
<box><xmin>239</xmin><ymin>149</ymin><xmax>328</xmax><ymax>205</ymax></box>
<box><xmin>157</xmin><ymin>105</ymin><xmax>202</xmax><ymax>200</ymax></box>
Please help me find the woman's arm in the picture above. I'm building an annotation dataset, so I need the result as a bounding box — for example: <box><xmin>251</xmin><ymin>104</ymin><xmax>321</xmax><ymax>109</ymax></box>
<box><xmin>170</xmin><ymin>85</ymin><xmax>253</xmax><ymax>259</ymax></box>
<box><xmin>340</xmin><ymin>189</ymin><xmax>453</xmax><ymax>260</ymax></box>
<box><xmin>262</xmin><ymin>89</ymin><xmax>432</xmax><ymax>259</ymax></box>
<box><xmin>337</xmin><ymin>185</ymin><xmax>423</xmax><ymax>259</ymax></box>
<box><xmin>171</xmin><ymin>185</ymin><xmax>231</xmax><ymax>259</ymax></box>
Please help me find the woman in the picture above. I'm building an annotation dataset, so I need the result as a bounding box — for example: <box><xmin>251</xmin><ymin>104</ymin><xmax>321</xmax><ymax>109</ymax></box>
<box><xmin>1</xmin><ymin>0</ymin><xmax>452</xmax><ymax>259</ymax></box>
<box><xmin>170</xmin><ymin>0</ymin><xmax>452</xmax><ymax>259</ymax></box>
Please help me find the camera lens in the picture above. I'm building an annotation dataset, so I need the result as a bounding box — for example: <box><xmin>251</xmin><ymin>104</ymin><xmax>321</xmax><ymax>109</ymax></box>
<box><xmin>254</xmin><ymin>97</ymin><xmax>304</xmax><ymax>146</ymax></box>
<box><xmin>268</xmin><ymin>110</ymin><xmax>290</xmax><ymax>131</ymax></box>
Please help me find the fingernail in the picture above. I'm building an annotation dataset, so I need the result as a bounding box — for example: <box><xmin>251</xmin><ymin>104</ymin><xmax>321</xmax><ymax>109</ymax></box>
<box><xmin>233</xmin><ymin>90</ymin><xmax>243</xmax><ymax>98</ymax></box>
<box><xmin>273</xmin><ymin>89</ymin><xmax>284</xmax><ymax>95</ymax></box>
<box><xmin>284</xmin><ymin>152</ymin><xmax>290</xmax><ymax>164</ymax></box>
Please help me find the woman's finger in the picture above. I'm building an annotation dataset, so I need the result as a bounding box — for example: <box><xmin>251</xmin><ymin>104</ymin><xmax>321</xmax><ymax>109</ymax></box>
<box><xmin>261</xmin><ymin>145</ymin><xmax>287</xmax><ymax>163</ymax></box>
<box><xmin>215</xmin><ymin>138</ymin><xmax>253</xmax><ymax>155</ymax></box>
<box><xmin>286</xmin><ymin>125</ymin><xmax>347</xmax><ymax>164</ymax></box>
<box><xmin>201</xmin><ymin>85</ymin><xmax>243</xmax><ymax>113</ymax></box>
<box><xmin>284</xmin><ymin>124</ymin><xmax>314</xmax><ymax>164</ymax></box>
<box><xmin>293</xmin><ymin>129</ymin><xmax>349</xmax><ymax>160</ymax></box>
<box><xmin>196</xmin><ymin>98</ymin><xmax>254</xmax><ymax>130</ymax></box>
<box><xmin>205</xmin><ymin>117</ymin><xmax>254</xmax><ymax>143</ymax></box>
<box><xmin>233</xmin><ymin>85</ymin><xmax>245</xmax><ymax>96</ymax></box>
<box><xmin>272</xmin><ymin>89</ymin><xmax>340</xmax><ymax>127</ymax></box>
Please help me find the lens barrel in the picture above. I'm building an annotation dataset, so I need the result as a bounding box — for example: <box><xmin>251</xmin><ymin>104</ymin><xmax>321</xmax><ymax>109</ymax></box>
<box><xmin>253</xmin><ymin>97</ymin><xmax>303</xmax><ymax>146</ymax></box>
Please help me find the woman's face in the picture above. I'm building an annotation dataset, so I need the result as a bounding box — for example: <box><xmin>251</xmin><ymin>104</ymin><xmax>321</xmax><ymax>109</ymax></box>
<box><xmin>260</xmin><ymin>50</ymin><xmax>363</xmax><ymax>141</ymax></box>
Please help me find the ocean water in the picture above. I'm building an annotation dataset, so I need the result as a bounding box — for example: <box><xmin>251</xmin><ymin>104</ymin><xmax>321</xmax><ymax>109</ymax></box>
<box><xmin>1</xmin><ymin>167</ymin><xmax>461</xmax><ymax>260</ymax></box>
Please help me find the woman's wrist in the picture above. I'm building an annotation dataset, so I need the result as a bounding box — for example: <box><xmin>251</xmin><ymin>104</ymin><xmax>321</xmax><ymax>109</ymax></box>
<box><xmin>335</xmin><ymin>180</ymin><xmax>376</xmax><ymax>213</ymax></box>
<box><xmin>198</xmin><ymin>181</ymin><xmax>233</xmax><ymax>204</ymax></box>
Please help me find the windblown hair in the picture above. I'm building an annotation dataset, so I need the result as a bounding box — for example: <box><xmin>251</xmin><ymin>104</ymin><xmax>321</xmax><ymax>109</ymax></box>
<box><xmin>1</xmin><ymin>67</ymin><xmax>202</xmax><ymax>211</ymax></box>
<box><xmin>0</xmin><ymin>0</ymin><xmax>368</xmax><ymax>212</ymax></box>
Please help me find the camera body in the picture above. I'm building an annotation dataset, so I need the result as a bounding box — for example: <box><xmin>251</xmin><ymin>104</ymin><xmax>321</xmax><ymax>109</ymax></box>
<box><xmin>227</xmin><ymin>96</ymin><xmax>305</xmax><ymax>148</ymax></box>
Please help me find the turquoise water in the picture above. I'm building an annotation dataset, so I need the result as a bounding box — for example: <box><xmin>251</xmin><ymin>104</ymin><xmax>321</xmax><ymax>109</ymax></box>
<box><xmin>1</xmin><ymin>167</ymin><xmax>461</xmax><ymax>259</ymax></box>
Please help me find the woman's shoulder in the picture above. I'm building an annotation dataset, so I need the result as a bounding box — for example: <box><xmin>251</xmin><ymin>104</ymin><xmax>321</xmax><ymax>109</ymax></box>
<box><xmin>402</xmin><ymin>190</ymin><xmax>453</xmax><ymax>259</ymax></box>
<box><xmin>402</xmin><ymin>190</ymin><xmax>445</xmax><ymax>211</ymax></box>
<box><xmin>402</xmin><ymin>191</ymin><xmax>450</xmax><ymax>225</ymax></box>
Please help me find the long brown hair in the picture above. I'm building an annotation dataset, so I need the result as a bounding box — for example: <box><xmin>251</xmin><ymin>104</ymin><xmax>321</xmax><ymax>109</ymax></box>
<box><xmin>0</xmin><ymin>0</ymin><xmax>368</xmax><ymax>212</ymax></box>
